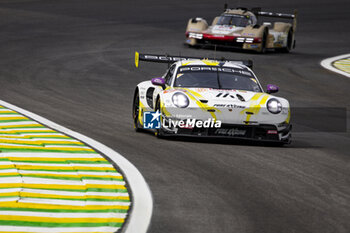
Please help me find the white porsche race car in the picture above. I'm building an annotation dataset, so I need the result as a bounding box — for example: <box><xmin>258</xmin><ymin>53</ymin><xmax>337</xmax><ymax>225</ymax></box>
<box><xmin>133</xmin><ymin>52</ymin><xmax>291</xmax><ymax>144</ymax></box>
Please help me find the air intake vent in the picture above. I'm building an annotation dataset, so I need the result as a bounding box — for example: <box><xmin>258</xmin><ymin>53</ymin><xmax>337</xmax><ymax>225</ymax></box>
<box><xmin>200</xmin><ymin>99</ymin><xmax>208</xmax><ymax>103</ymax></box>
<box><xmin>236</xmin><ymin>94</ymin><xmax>245</xmax><ymax>102</ymax></box>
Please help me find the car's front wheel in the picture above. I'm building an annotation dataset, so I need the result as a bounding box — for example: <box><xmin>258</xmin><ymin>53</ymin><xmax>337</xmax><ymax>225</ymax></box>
<box><xmin>258</xmin><ymin>29</ymin><xmax>268</xmax><ymax>53</ymax></box>
<box><xmin>154</xmin><ymin>98</ymin><xmax>164</xmax><ymax>138</ymax></box>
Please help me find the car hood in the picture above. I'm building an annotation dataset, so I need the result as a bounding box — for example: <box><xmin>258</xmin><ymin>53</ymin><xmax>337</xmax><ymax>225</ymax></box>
<box><xmin>181</xmin><ymin>88</ymin><xmax>263</xmax><ymax>105</ymax></box>
<box><xmin>162</xmin><ymin>88</ymin><xmax>289</xmax><ymax>125</ymax></box>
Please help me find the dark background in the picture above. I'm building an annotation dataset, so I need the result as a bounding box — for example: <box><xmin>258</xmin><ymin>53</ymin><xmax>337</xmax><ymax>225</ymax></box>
<box><xmin>0</xmin><ymin>0</ymin><xmax>349</xmax><ymax>232</ymax></box>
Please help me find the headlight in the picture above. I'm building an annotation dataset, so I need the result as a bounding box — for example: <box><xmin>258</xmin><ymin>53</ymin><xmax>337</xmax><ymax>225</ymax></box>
<box><xmin>172</xmin><ymin>92</ymin><xmax>189</xmax><ymax>108</ymax></box>
<box><xmin>189</xmin><ymin>33</ymin><xmax>203</xmax><ymax>39</ymax></box>
<box><xmin>267</xmin><ymin>98</ymin><xmax>282</xmax><ymax>114</ymax></box>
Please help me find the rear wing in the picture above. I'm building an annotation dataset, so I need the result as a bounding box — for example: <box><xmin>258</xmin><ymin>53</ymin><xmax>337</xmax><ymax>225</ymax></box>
<box><xmin>135</xmin><ymin>52</ymin><xmax>253</xmax><ymax>69</ymax></box>
<box><xmin>252</xmin><ymin>7</ymin><xmax>298</xmax><ymax>32</ymax></box>
<box><xmin>225</xmin><ymin>5</ymin><xmax>297</xmax><ymax>32</ymax></box>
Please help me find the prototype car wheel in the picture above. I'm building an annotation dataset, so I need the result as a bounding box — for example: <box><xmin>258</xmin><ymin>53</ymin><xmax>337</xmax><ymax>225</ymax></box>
<box><xmin>258</xmin><ymin>29</ymin><xmax>268</xmax><ymax>54</ymax></box>
<box><xmin>282</xmin><ymin>28</ymin><xmax>293</xmax><ymax>53</ymax></box>
<box><xmin>132</xmin><ymin>90</ymin><xmax>141</xmax><ymax>132</ymax></box>
<box><xmin>187</xmin><ymin>38</ymin><xmax>198</xmax><ymax>46</ymax></box>
<box><xmin>154</xmin><ymin>98</ymin><xmax>164</xmax><ymax>138</ymax></box>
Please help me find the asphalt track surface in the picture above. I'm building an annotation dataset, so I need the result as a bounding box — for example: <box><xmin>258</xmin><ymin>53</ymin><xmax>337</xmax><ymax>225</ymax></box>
<box><xmin>0</xmin><ymin>0</ymin><xmax>349</xmax><ymax>233</ymax></box>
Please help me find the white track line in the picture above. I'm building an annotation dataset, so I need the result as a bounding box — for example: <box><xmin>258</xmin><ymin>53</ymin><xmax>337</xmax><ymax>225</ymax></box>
<box><xmin>0</xmin><ymin>100</ymin><xmax>153</xmax><ymax>233</ymax></box>
<box><xmin>320</xmin><ymin>53</ymin><xmax>350</xmax><ymax>78</ymax></box>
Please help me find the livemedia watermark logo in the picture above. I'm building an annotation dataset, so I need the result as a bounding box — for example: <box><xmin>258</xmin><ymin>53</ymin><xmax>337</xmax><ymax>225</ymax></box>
<box><xmin>143</xmin><ymin>111</ymin><xmax>222</xmax><ymax>129</ymax></box>
<box><xmin>143</xmin><ymin>111</ymin><xmax>161</xmax><ymax>129</ymax></box>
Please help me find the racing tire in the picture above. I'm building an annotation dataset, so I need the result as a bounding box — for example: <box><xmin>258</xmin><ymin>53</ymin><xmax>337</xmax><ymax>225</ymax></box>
<box><xmin>282</xmin><ymin>28</ymin><xmax>293</xmax><ymax>53</ymax></box>
<box><xmin>132</xmin><ymin>90</ymin><xmax>142</xmax><ymax>132</ymax></box>
<box><xmin>185</xmin><ymin>39</ymin><xmax>200</xmax><ymax>49</ymax></box>
<box><xmin>269</xmin><ymin>142</ymin><xmax>285</xmax><ymax>147</ymax></box>
<box><xmin>154</xmin><ymin>97</ymin><xmax>164</xmax><ymax>138</ymax></box>
<box><xmin>258</xmin><ymin>29</ymin><xmax>268</xmax><ymax>54</ymax></box>
<box><xmin>187</xmin><ymin>38</ymin><xmax>198</xmax><ymax>46</ymax></box>
<box><xmin>269</xmin><ymin>133</ymin><xmax>292</xmax><ymax>146</ymax></box>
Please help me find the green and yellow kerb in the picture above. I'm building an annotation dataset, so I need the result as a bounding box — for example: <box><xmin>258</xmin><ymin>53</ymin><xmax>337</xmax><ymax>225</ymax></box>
<box><xmin>0</xmin><ymin>105</ymin><xmax>131</xmax><ymax>233</ymax></box>
<box><xmin>332</xmin><ymin>57</ymin><xmax>350</xmax><ymax>74</ymax></box>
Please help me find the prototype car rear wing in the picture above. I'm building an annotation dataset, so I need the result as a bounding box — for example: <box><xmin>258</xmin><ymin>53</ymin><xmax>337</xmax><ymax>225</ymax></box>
<box><xmin>135</xmin><ymin>52</ymin><xmax>253</xmax><ymax>68</ymax></box>
<box><xmin>252</xmin><ymin>8</ymin><xmax>298</xmax><ymax>32</ymax></box>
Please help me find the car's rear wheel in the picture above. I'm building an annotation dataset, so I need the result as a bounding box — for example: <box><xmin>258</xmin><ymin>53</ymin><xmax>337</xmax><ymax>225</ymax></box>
<box><xmin>132</xmin><ymin>90</ymin><xmax>141</xmax><ymax>132</ymax></box>
<box><xmin>282</xmin><ymin>28</ymin><xmax>293</xmax><ymax>53</ymax></box>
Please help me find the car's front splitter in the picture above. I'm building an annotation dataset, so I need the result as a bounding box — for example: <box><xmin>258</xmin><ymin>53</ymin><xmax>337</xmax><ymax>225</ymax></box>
<box><xmin>159</xmin><ymin>123</ymin><xmax>292</xmax><ymax>144</ymax></box>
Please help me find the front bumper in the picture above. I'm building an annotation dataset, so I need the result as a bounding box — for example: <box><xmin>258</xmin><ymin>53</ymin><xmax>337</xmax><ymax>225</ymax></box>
<box><xmin>160</xmin><ymin>123</ymin><xmax>292</xmax><ymax>143</ymax></box>
<box><xmin>185</xmin><ymin>32</ymin><xmax>262</xmax><ymax>50</ymax></box>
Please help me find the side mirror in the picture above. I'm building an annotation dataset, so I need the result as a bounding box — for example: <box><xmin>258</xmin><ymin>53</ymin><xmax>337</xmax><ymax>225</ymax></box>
<box><xmin>266</xmin><ymin>84</ymin><xmax>279</xmax><ymax>94</ymax></box>
<box><xmin>151</xmin><ymin>77</ymin><xmax>166</xmax><ymax>89</ymax></box>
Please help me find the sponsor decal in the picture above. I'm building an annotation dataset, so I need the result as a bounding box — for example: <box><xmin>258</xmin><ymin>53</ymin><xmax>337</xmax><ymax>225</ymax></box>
<box><xmin>214</xmin><ymin>128</ymin><xmax>246</xmax><ymax>136</ymax></box>
<box><xmin>195</xmin><ymin>88</ymin><xmax>209</xmax><ymax>92</ymax></box>
<box><xmin>212</xmin><ymin>88</ymin><xmax>236</xmax><ymax>91</ymax></box>
<box><xmin>213</xmin><ymin>104</ymin><xmax>245</xmax><ymax>108</ymax></box>
<box><xmin>144</xmin><ymin>55</ymin><xmax>189</xmax><ymax>62</ymax></box>
<box><xmin>267</xmin><ymin>130</ymin><xmax>278</xmax><ymax>134</ymax></box>
<box><xmin>248</xmin><ymin>44</ymin><xmax>259</xmax><ymax>48</ymax></box>
<box><xmin>178</xmin><ymin>66</ymin><xmax>252</xmax><ymax>76</ymax></box>
<box><xmin>242</xmin><ymin>33</ymin><xmax>255</xmax><ymax>36</ymax></box>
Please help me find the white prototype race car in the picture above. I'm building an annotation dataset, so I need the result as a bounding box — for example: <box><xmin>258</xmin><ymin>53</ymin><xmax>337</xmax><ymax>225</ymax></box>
<box><xmin>185</xmin><ymin>6</ymin><xmax>297</xmax><ymax>53</ymax></box>
<box><xmin>133</xmin><ymin>52</ymin><xmax>291</xmax><ymax>144</ymax></box>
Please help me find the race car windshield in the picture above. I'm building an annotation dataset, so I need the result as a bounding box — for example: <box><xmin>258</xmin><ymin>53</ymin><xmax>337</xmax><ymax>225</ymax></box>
<box><xmin>217</xmin><ymin>15</ymin><xmax>250</xmax><ymax>27</ymax></box>
<box><xmin>174</xmin><ymin>66</ymin><xmax>262</xmax><ymax>92</ymax></box>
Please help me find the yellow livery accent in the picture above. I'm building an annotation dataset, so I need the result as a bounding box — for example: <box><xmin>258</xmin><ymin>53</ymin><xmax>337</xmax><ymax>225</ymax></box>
<box><xmin>241</xmin><ymin>93</ymin><xmax>268</xmax><ymax>123</ymax></box>
<box><xmin>201</xmin><ymin>60</ymin><xmax>219</xmax><ymax>66</ymax></box>
<box><xmin>135</xmin><ymin>51</ymin><xmax>139</xmax><ymax>68</ymax></box>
